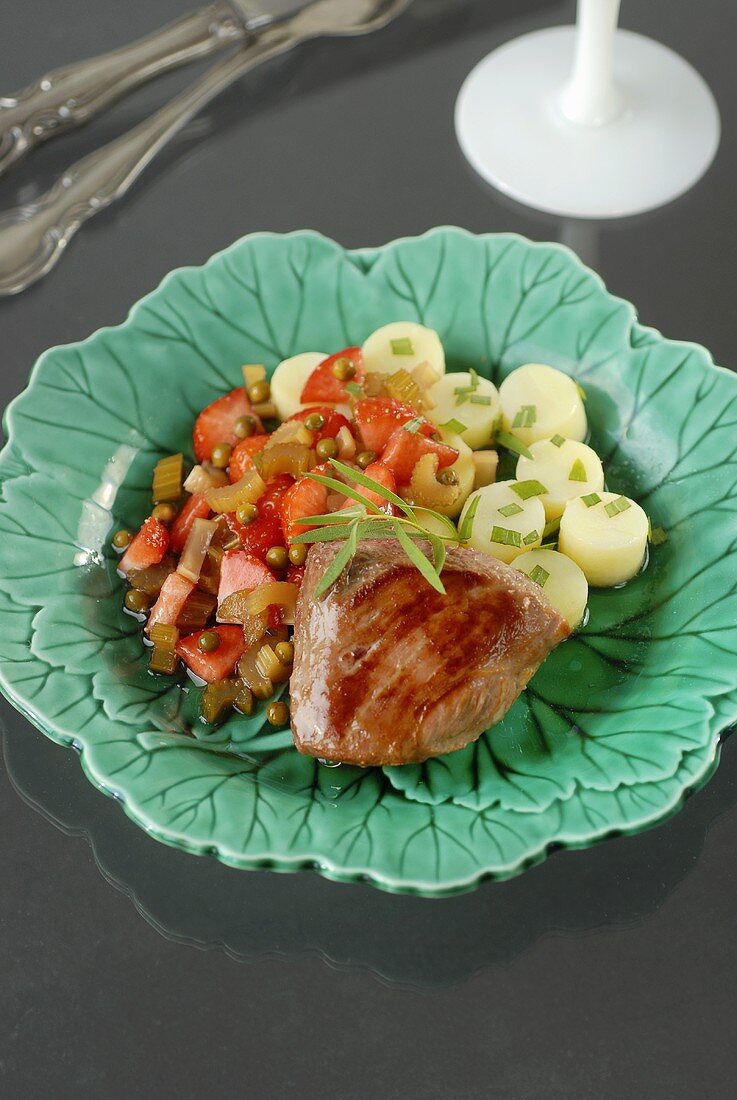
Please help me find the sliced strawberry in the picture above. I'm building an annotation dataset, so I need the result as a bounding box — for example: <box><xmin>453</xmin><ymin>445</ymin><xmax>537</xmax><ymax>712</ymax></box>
<box><xmin>300</xmin><ymin>347</ymin><xmax>364</xmax><ymax>405</ymax></box>
<box><xmin>281</xmin><ymin>464</ymin><xmax>330</xmax><ymax>542</ymax></box>
<box><xmin>228</xmin><ymin>433</ymin><xmax>269</xmax><ymax>483</ymax></box>
<box><xmin>176</xmin><ymin>625</ymin><xmax>246</xmax><ymax>683</ymax></box>
<box><xmin>286</xmin><ymin>564</ymin><xmax>306</xmax><ymax>588</ymax></box>
<box><xmin>170</xmin><ymin>493</ymin><xmax>211</xmax><ymax>554</ymax></box>
<box><xmin>192</xmin><ymin>387</ymin><xmax>260</xmax><ymax>464</ymax></box>
<box><xmin>380</xmin><ymin>427</ymin><xmax>459</xmax><ymax>486</ymax></box>
<box><xmin>360</xmin><ymin>461</ymin><xmax>399</xmax><ymax>511</ymax></box>
<box><xmin>353</xmin><ymin>398</ymin><xmax>434</xmax><ymax>454</ymax></box>
<box><xmin>119</xmin><ymin>517</ymin><xmax>170</xmax><ymax>575</ymax></box>
<box><xmin>226</xmin><ymin>475</ymin><xmax>293</xmax><ymax>561</ymax></box>
<box><xmin>217</xmin><ymin>551</ymin><xmax>276</xmax><ymax>607</ymax></box>
<box><xmin>290</xmin><ymin>406</ymin><xmax>352</xmax><ymax>443</ymax></box>
<box><xmin>146</xmin><ymin>572</ymin><xmax>195</xmax><ymax>635</ymax></box>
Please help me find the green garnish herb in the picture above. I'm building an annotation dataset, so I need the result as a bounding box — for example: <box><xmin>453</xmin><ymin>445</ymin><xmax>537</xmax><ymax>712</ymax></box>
<box><xmin>568</xmin><ymin>458</ymin><xmax>587</xmax><ymax>482</ymax></box>
<box><xmin>390</xmin><ymin>337</ymin><xmax>414</xmax><ymax>356</ymax></box>
<box><xmin>529</xmin><ymin>564</ymin><xmax>550</xmax><ymax>587</ymax></box>
<box><xmin>550</xmin><ymin>434</ymin><xmax>566</xmax><ymax>448</ymax></box>
<box><xmin>523</xmin><ymin>530</ymin><xmax>539</xmax><ymax>546</ymax></box>
<box><xmin>499</xmin><ymin>502</ymin><xmax>523</xmax><ymax>518</ymax></box>
<box><xmin>512</xmin><ymin>479</ymin><xmax>547</xmax><ymax>500</ymax></box>
<box><xmin>649</xmin><ymin>522</ymin><xmax>668</xmax><ymax>545</ymax></box>
<box><xmin>454</xmin><ymin>370</ymin><xmax>480</xmax><ymax>406</ymax></box>
<box><xmin>469</xmin><ymin>395</ymin><xmax>492</xmax><ymax>406</ymax></box>
<box><xmin>403</xmin><ymin>417</ymin><xmax>424</xmax><ymax>434</ymax></box>
<box><xmin>439</xmin><ymin>418</ymin><xmax>468</xmax><ymax>435</ymax></box>
<box><xmin>496</xmin><ymin>431</ymin><xmax>533</xmax><ymax>460</ymax></box>
<box><xmin>581</xmin><ymin>492</ymin><xmax>601</xmax><ymax>507</ymax></box>
<box><xmin>605</xmin><ymin>495</ymin><xmax>632</xmax><ymax>518</ymax></box>
<box><xmin>491</xmin><ymin>526</ymin><xmax>522</xmax><ymax>548</ymax></box>
<box><xmin>458</xmin><ymin>494</ymin><xmax>480</xmax><ymax>541</ymax></box>
<box><xmin>296</xmin><ymin>459</ymin><xmax>462</xmax><ymax>596</ymax></box>
<box><xmin>343</xmin><ymin>381</ymin><xmax>363</xmax><ymax>397</ymax></box>
<box><xmin>469</xmin><ymin>367</ymin><xmax>480</xmax><ymax>388</ymax></box>
<box><xmin>542</xmin><ymin>518</ymin><xmax>560</xmax><ymax>542</ymax></box>
<box><xmin>512</xmin><ymin>405</ymin><xmax>536</xmax><ymax>429</ymax></box>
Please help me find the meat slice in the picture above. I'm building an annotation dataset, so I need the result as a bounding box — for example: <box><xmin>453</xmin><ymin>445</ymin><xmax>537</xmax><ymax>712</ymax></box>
<box><xmin>290</xmin><ymin>540</ymin><xmax>569</xmax><ymax>766</ymax></box>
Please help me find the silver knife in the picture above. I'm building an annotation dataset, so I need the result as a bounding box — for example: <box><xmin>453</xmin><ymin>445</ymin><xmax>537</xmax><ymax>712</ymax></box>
<box><xmin>0</xmin><ymin>1</ymin><xmax>356</xmax><ymax>177</ymax></box>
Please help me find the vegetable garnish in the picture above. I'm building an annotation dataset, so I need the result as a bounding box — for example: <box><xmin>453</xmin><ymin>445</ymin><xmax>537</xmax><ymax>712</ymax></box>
<box><xmin>512</xmin><ymin>479</ymin><xmax>547</xmax><ymax>500</ymax></box>
<box><xmin>550</xmin><ymin>434</ymin><xmax>566</xmax><ymax>448</ymax></box>
<box><xmin>454</xmin><ymin>368</ymin><xmax>481</xmax><ymax>406</ymax></box>
<box><xmin>458</xmin><ymin>494</ymin><xmax>480</xmax><ymax>541</ymax></box>
<box><xmin>528</xmin><ymin>564</ymin><xmax>550</xmax><ymax>587</ymax></box>
<box><xmin>499</xmin><ymin>502</ymin><xmax>523</xmax><ymax>517</ymax></box>
<box><xmin>469</xmin><ymin>395</ymin><xmax>492</xmax><ymax>406</ymax></box>
<box><xmin>568</xmin><ymin>458</ymin><xmax>587</xmax><ymax>482</ymax></box>
<box><xmin>343</xmin><ymin>381</ymin><xmax>364</xmax><ymax>397</ymax></box>
<box><xmin>491</xmin><ymin>526</ymin><xmax>522</xmax><ymax>548</ymax></box>
<box><xmin>540</xmin><ymin>517</ymin><xmax>560</xmax><ymax>548</ymax></box>
<box><xmin>402</xmin><ymin>416</ymin><xmax>424</xmax><ymax>434</ymax></box>
<box><xmin>294</xmin><ymin>459</ymin><xmax>461</xmax><ymax>596</ymax></box>
<box><xmin>648</xmin><ymin>520</ymin><xmax>668</xmax><ymax>545</ymax></box>
<box><xmin>390</xmin><ymin>337</ymin><xmax>414</xmax><ymax>356</ymax></box>
<box><xmin>439</xmin><ymin>418</ymin><xmax>468</xmax><ymax>435</ymax></box>
<box><xmin>512</xmin><ymin>404</ymin><xmax>536</xmax><ymax>429</ymax></box>
<box><xmin>605</xmin><ymin>495</ymin><xmax>631</xmax><ymax>517</ymax></box>
<box><xmin>581</xmin><ymin>492</ymin><xmax>601</xmax><ymax>507</ymax></box>
<box><xmin>495</xmin><ymin>431</ymin><xmax>533</xmax><ymax>460</ymax></box>
<box><xmin>523</xmin><ymin>530</ymin><xmax>539</xmax><ymax>546</ymax></box>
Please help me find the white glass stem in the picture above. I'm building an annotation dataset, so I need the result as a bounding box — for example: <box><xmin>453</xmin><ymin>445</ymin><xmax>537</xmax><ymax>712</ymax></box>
<box><xmin>559</xmin><ymin>0</ymin><xmax>624</xmax><ymax>125</ymax></box>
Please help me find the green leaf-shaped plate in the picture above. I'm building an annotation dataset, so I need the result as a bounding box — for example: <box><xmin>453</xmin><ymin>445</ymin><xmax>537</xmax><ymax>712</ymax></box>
<box><xmin>1</xmin><ymin>229</ymin><xmax>736</xmax><ymax>896</ymax></box>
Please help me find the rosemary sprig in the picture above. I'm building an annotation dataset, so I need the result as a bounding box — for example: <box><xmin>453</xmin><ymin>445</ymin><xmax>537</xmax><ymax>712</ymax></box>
<box><xmin>295</xmin><ymin>459</ymin><xmax>464</xmax><ymax>596</ymax></box>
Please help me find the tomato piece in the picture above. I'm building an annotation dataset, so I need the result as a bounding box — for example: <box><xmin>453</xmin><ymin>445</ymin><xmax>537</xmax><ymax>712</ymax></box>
<box><xmin>217</xmin><ymin>551</ymin><xmax>276</xmax><ymax>608</ymax></box>
<box><xmin>281</xmin><ymin>464</ymin><xmax>330</xmax><ymax>542</ymax></box>
<box><xmin>360</xmin><ymin>461</ymin><xmax>399</xmax><ymax>512</ymax></box>
<box><xmin>176</xmin><ymin>625</ymin><xmax>246</xmax><ymax>683</ymax></box>
<box><xmin>286</xmin><ymin>564</ymin><xmax>306</xmax><ymax>588</ymax></box>
<box><xmin>300</xmin><ymin>347</ymin><xmax>364</xmax><ymax>405</ymax></box>
<box><xmin>290</xmin><ymin>406</ymin><xmax>352</xmax><ymax>443</ymax></box>
<box><xmin>192</xmin><ymin>387</ymin><xmax>260</xmax><ymax>464</ymax></box>
<box><xmin>228</xmin><ymin>433</ymin><xmax>268</xmax><ymax>483</ymax></box>
<box><xmin>380</xmin><ymin>427</ymin><xmax>459</xmax><ymax>486</ymax></box>
<box><xmin>146</xmin><ymin>572</ymin><xmax>195</xmax><ymax>635</ymax></box>
<box><xmin>353</xmin><ymin>398</ymin><xmax>434</xmax><ymax>454</ymax></box>
<box><xmin>170</xmin><ymin>493</ymin><xmax>211</xmax><ymax>555</ymax></box>
<box><xmin>225</xmin><ymin>475</ymin><xmax>292</xmax><ymax>561</ymax></box>
<box><xmin>119</xmin><ymin>516</ymin><xmax>170</xmax><ymax>575</ymax></box>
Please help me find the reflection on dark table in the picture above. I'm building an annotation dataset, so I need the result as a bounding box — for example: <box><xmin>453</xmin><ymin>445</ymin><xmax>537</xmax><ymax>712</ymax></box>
<box><xmin>2</xmin><ymin>0</ymin><xmax>737</xmax><ymax>1096</ymax></box>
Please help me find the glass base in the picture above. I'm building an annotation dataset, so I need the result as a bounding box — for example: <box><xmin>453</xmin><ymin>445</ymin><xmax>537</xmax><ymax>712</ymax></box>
<box><xmin>455</xmin><ymin>27</ymin><xmax>720</xmax><ymax>219</ymax></box>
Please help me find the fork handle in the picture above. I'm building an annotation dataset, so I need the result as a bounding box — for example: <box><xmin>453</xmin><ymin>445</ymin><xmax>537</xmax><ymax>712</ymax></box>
<box><xmin>0</xmin><ymin>2</ymin><xmax>245</xmax><ymax>177</ymax></box>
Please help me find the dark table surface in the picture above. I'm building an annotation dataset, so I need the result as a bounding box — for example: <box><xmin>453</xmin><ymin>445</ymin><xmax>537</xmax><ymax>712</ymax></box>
<box><xmin>2</xmin><ymin>1</ymin><xmax>736</xmax><ymax>1096</ymax></box>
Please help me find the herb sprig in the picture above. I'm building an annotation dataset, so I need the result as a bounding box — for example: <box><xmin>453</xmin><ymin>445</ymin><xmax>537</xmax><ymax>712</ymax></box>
<box><xmin>292</xmin><ymin>459</ymin><xmax>464</xmax><ymax>597</ymax></box>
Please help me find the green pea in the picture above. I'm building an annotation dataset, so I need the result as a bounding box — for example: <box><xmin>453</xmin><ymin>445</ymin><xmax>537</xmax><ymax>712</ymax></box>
<box><xmin>124</xmin><ymin>589</ymin><xmax>151</xmax><ymax>614</ymax></box>
<box><xmin>210</xmin><ymin>442</ymin><xmax>232</xmax><ymax>469</ymax></box>
<box><xmin>248</xmin><ymin>379</ymin><xmax>271</xmax><ymax>405</ymax></box>
<box><xmin>355</xmin><ymin>450</ymin><xmax>376</xmax><ymax>469</ymax></box>
<box><xmin>151</xmin><ymin>503</ymin><xmax>177</xmax><ymax>524</ymax></box>
<box><xmin>288</xmin><ymin>543</ymin><xmax>307</xmax><ymax>566</ymax></box>
<box><xmin>304</xmin><ymin>412</ymin><xmax>325</xmax><ymax>432</ymax></box>
<box><xmin>113</xmin><ymin>529</ymin><xmax>132</xmax><ymax>549</ymax></box>
<box><xmin>332</xmin><ymin>357</ymin><xmax>356</xmax><ymax>382</ymax></box>
<box><xmin>275</xmin><ymin>641</ymin><xmax>294</xmax><ymax>666</ymax></box>
<box><xmin>236</xmin><ymin>503</ymin><xmax>259</xmax><ymax>525</ymax></box>
<box><xmin>316</xmin><ymin>437</ymin><xmax>338</xmax><ymax>461</ymax></box>
<box><xmin>265</xmin><ymin>546</ymin><xmax>289</xmax><ymax>572</ymax></box>
<box><xmin>198</xmin><ymin>630</ymin><xmax>221</xmax><ymax>653</ymax></box>
<box><xmin>234</xmin><ymin>415</ymin><xmax>257</xmax><ymax>439</ymax></box>
<box><xmin>267</xmin><ymin>701</ymin><xmax>289</xmax><ymax>726</ymax></box>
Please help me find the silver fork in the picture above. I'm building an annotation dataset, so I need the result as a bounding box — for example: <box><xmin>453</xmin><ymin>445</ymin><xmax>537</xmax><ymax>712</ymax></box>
<box><xmin>0</xmin><ymin>0</ymin><xmax>409</xmax><ymax>296</ymax></box>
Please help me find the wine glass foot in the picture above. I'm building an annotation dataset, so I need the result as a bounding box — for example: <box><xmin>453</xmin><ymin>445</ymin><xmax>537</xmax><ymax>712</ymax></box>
<box><xmin>455</xmin><ymin>27</ymin><xmax>720</xmax><ymax>219</ymax></box>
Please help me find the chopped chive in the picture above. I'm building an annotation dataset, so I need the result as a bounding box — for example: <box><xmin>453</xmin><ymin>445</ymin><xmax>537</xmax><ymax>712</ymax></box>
<box><xmin>581</xmin><ymin>492</ymin><xmax>601</xmax><ymax>508</ymax></box>
<box><xmin>550</xmin><ymin>434</ymin><xmax>566</xmax><ymax>448</ymax></box>
<box><xmin>523</xmin><ymin>530</ymin><xmax>539</xmax><ymax>546</ymax></box>
<box><xmin>491</xmin><ymin>525</ymin><xmax>522</xmax><ymax>548</ymax></box>
<box><xmin>605</xmin><ymin>495</ymin><xmax>631</xmax><ymax>518</ymax></box>
<box><xmin>542</xmin><ymin>518</ymin><xmax>560</xmax><ymax>539</ymax></box>
<box><xmin>439</xmin><ymin>417</ymin><xmax>467</xmax><ymax>435</ymax></box>
<box><xmin>650</xmin><ymin>524</ymin><xmax>668</xmax><ymax>545</ymax></box>
<box><xmin>512</xmin><ymin>405</ymin><xmax>536</xmax><ymax>429</ymax></box>
<box><xmin>496</xmin><ymin>431</ymin><xmax>533</xmax><ymax>460</ymax></box>
<box><xmin>512</xmin><ymin>479</ymin><xmax>547</xmax><ymax>500</ymax></box>
<box><xmin>403</xmin><ymin>417</ymin><xmax>424</xmax><ymax>434</ymax></box>
<box><xmin>343</xmin><ymin>381</ymin><xmax>363</xmax><ymax>397</ymax></box>
<box><xmin>468</xmin><ymin>367</ymin><xmax>480</xmax><ymax>389</ymax></box>
<box><xmin>459</xmin><ymin>494</ymin><xmax>480</xmax><ymax>540</ymax></box>
<box><xmin>469</xmin><ymin>395</ymin><xmax>492</xmax><ymax>406</ymax></box>
<box><xmin>390</xmin><ymin>337</ymin><xmax>414</xmax><ymax>356</ymax></box>
<box><xmin>528</xmin><ymin>564</ymin><xmax>550</xmax><ymax>587</ymax></box>
<box><xmin>499</xmin><ymin>502</ymin><xmax>523</xmax><ymax>517</ymax></box>
<box><xmin>568</xmin><ymin>458</ymin><xmax>587</xmax><ymax>482</ymax></box>
<box><xmin>455</xmin><ymin>394</ymin><xmax>470</xmax><ymax>406</ymax></box>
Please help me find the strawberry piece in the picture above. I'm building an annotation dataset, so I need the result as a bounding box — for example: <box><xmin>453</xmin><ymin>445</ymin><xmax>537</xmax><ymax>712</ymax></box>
<box><xmin>286</xmin><ymin>564</ymin><xmax>306</xmax><ymax>588</ymax></box>
<box><xmin>361</xmin><ymin>461</ymin><xmax>399</xmax><ymax>511</ymax></box>
<box><xmin>176</xmin><ymin>625</ymin><xmax>246</xmax><ymax>683</ymax></box>
<box><xmin>119</xmin><ymin>517</ymin><xmax>170</xmax><ymax>575</ymax></box>
<box><xmin>353</xmin><ymin>398</ymin><xmax>434</xmax><ymax>454</ymax></box>
<box><xmin>146</xmin><ymin>572</ymin><xmax>195</xmax><ymax>635</ymax></box>
<box><xmin>228</xmin><ymin>433</ymin><xmax>269</xmax><ymax>483</ymax></box>
<box><xmin>226</xmin><ymin>475</ymin><xmax>293</xmax><ymax>561</ymax></box>
<box><xmin>170</xmin><ymin>493</ymin><xmax>211</xmax><ymax>554</ymax></box>
<box><xmin>217</xmin><ymin>551</ymin><xmax>276</xmax><ymax>607</ymax></box>
<box><xmin>192</xmin><ymin>387</ymin><xmax>260</xmax><ymax>464</ymax></box>
<box><xmin>281</xmin><ymin>464</ymin><xmax>330</xmax><ymax>542</ymax></box>
<box><xmin>290</xmin><ymin>406</ymin><xmax>352</xmax><ymax>443</ymax></box>
<box><xmin>300</xmin><ymin>347</ymin><xmax>364</xmax><ymax>405</ymax></box>
<box><xmin>380</xmin><ymin>427</ymin><xmax>459</xmax><ymax>486</ymax></box>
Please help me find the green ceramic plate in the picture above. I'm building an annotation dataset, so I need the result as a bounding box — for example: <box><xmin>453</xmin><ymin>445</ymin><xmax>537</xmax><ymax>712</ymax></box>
<box><xmin>1</xmin><ymin>228</ymin><xmax>736</xmax><ymax>896</ymax></box>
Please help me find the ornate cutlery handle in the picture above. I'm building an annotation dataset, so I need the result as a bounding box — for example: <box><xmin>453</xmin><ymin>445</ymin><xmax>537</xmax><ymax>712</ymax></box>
<box><xmin>0</xmin><ymin>2</ymin><xmax>245</xmax><ymax>176</ymax></box>
<box><xmin>0</xmin><ymin>29</ymin><xmax>296</xmax><ymax>297</ymax></box>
